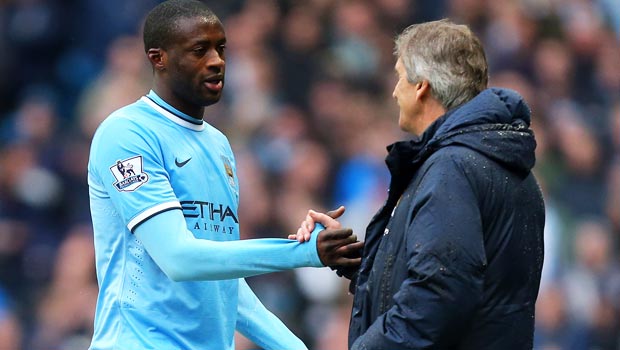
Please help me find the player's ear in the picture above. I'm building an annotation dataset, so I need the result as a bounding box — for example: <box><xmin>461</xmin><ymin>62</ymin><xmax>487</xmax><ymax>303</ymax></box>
<box><xmin>147</xmin><ymin>48</ymin><xmax>166</xmax><ymax>71</ymax></box>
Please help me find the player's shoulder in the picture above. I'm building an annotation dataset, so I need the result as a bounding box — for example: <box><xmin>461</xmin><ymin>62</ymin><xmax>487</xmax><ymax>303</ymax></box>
<box><xmin>207</xmin><ymin>123</ymin><xmax>228</xmax><ymax>140</ymax></box>
<box><xmin>94</xmin><ymin>99</ymin><xmax>156</xmax><ymax>140</ymax></box>
<box><xmin>203</xmin><ymin>122</ymin><xmax>232</xmax><ymax>148</ymax></box>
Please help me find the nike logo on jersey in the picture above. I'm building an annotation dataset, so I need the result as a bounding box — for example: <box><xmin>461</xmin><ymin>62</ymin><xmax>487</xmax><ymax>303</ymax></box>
<box><xmin>175</xmin><ymin>157</ymin><xmax>192</xmax><ymax>167</ymax></box>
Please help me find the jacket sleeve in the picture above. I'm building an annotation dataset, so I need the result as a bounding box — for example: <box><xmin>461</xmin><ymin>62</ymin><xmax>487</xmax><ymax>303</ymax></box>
<box><xmin>236</xmin><ymin>278</ymin><xmax>307</xmax><ymax>350</ymax></box>
<box><xmin>352</xmin><ymin>154</ymin><xmax>487</xmax><ymax>349</ymax></box>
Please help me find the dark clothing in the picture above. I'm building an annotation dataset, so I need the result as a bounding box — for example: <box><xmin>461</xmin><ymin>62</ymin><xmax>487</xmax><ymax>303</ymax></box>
<box><xmin>348</xmin><ymin>88</ymin><xmax>545</xmax><ymax>349</ymax></box>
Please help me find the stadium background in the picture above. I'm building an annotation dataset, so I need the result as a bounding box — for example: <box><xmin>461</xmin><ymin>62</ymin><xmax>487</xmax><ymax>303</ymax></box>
<box><xmin>0</xmin><ymin>0</ymin><xmax>618</xmax><ymax>349</ymax></box>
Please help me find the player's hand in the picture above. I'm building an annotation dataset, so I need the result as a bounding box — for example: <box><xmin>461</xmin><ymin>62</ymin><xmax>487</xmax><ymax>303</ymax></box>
<box><xmin>316</xmin><ymin>227</ymin><xmax>364</xmax><ymax>267</ymax></box>
<box><xmin>288</xmin><ymin>206</ymin><xmax>345</xmax><ymax>242</ymax></box>
<box><xmin>330</xmin><ymin>240</ymin><xmax>363</xmax><ymax>281</ymax></box>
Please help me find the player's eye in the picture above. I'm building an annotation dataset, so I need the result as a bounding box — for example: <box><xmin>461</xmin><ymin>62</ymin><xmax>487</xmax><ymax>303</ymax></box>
<box><xmin>193</xmin><ymin>47</ymin><xmax>206</xmax><ymax>55</ymax></box>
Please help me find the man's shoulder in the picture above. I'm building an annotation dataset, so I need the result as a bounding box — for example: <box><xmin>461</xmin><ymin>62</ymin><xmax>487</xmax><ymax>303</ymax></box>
<box><xmin>425</xmin><ymin>144</ymin><xmax>483</xmax><ymax>168</ymax></box>
<box><xmin>105</xmin><ymin>98</ymin><xmax>153</xmax><ymax>126</ymax></box>
<box><xmin>419</xmin><ymin>145</ymin><xmax>499</xmax><ymax>184</ymax></box>
<box><xmin>95</xmin><ymin>99</ymin><xmax>158</xmax><ymax>139</ymax></box>
<box><xmin>90</xmin><ymin>100</ymin><xmax>163</xmax><ymax>165</ymax></box>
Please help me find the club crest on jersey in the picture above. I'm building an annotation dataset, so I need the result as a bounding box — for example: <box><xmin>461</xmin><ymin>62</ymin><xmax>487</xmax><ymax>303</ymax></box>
<box><xmin>109</xmin><ymin>156</ymin><xmax>149</xmax><ymax>192</ymax></box>
<box><xmin>221</xmin><ymin>155</ymin><xmax>235</xmax><ymax>188</ymax></box>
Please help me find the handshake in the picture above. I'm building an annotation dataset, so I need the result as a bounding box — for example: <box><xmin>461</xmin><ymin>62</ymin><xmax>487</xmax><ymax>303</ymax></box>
<box><xmin>290</xmin><ymin>206</ymin><xmax>363</xmax><ymax>282</ymax></box>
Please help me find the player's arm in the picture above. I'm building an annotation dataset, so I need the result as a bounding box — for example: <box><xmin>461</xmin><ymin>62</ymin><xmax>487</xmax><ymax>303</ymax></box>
<box><xmin>351</xmin><ymin>156</ymin><xmax>486</xmax><ymax>349</ymax></box>
<box><xmin>235</xmin><ymin>278</ymin><xmax>307</xmax><ymax>350</ymax></box>
<box><xmin>134</xmin><ymin>209</ymin><xmax>359</xmax><ymax>281</ymax></box>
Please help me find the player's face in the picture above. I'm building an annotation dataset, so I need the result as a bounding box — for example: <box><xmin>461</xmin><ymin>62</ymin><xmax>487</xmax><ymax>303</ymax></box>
<box><xmin>164</xmin><ymin>16</ymin><xmax>226</xmax><ymax>110</ymax></box>
<box><xmin>392</xmin><ymin>58</ymin><xmax>422</xmax><ymax>135</ymax></box>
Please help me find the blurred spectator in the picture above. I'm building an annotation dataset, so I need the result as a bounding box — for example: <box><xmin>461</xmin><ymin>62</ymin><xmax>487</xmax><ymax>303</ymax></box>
<box><xmin>563</xmin><ymin>219</ymin><xmax>620</xmax><ymax>348</ymax></box>
<box><xmin>315</xmin><ymin>290</ymin><xmax>354</xmax><ymax>350</ymax></box>
<box><xmin>325</xmin><ymin>1</ymin><xmax>383</xmax><ymax>85</ymax></box>
<box><xmin>75</xmin><ymin>35</ymin><xmax>151</xmax><ymax>138</ymax></box>
<box><xmin>484</xmin><ymin>0</ymin><xmax>537</xmax><ymax>73</ymax></box>
<box><xmin>29</xmin><ymin>226</ymin><xmax>97</xmax><ymax>350</ymax></box>
<box><xmin>596</xmin><ymin>0</ymin><xmax>620</xmax><ymax>36</ymax></box>
<box><xmin>2</xmin><ymin>0</ymin><xmax>65</xmax><ymax>112</ymax></box>
<box><xmin>0</xmin><ymin>285</ymin><xmax>21</xmax><ymax>350</ymax></box>
<box><xmin>548</xmin><ymin>101</ymin><xmax>608</xmax><ymax>219</ymax></box>
<box><xmin>608</xmin><ymin>148</ymin><xmax>620</xmax><ymax>234</ymax></box>
<box><xmin>532</xmin><ymin>39</ymin><xmax>575</xmax><ymax>103</ymax></box>
<box><xmin>221</xmin><ymin>1</ymin><xmax>281</xmax><ymax>137</ymax></box>
<box><xmin>276</xmin><ymin>3</ymin><xmax>324</xmax><ymax>109</ymax></box>
<box><xmin>534</xmin><ymin>285</ymin><xmax>592</xmax><ymax>349</ymax></box>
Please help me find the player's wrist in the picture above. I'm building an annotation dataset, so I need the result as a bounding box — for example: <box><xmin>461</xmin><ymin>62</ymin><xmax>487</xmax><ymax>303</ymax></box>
<box><xmin>308</xmin><ymin>223</ymin><xmax>326</xmax><ymax>267</ymax></box>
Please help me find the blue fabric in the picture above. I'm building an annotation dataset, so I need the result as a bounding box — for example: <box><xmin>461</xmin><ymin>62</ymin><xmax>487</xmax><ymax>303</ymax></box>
<box><xmin>88</xmin><ymin>91</ymin><xmax>320</xmax><ymax>350</ymax></box>
<box><xmin>135</xmin><ymin>209</ymin><xmax>322</xmax><ymax>281</ymax></box>
<box><xmin>0</xmin><ymin>286</ymin><xmax>10</xmax><ymax>320</ymax></box>
<box><xmin>237</xmin><ymin>279</ymin><xmax>307</xmax><ymax>350</ymax></box>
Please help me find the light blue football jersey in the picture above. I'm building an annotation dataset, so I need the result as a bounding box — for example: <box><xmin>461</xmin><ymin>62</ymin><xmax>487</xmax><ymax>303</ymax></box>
<box><xmin>87</xmin><ymin>91</ymin><xmax>247</xmax><ymax>349</ymax></box>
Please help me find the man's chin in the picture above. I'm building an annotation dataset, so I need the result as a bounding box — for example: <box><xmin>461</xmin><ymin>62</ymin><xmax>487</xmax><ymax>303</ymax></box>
<box><xmin>200</xmin><ymin>94</ymin><xmax>222</xmax><ymax>107</ymax></box>
<box><xmin>398</xmin><ymin>117</ymin><xmax>408</xmax><ymax>133</ymax></box>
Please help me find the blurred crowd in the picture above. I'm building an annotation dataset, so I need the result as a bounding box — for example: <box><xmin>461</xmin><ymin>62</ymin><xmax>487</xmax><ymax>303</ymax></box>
<box><xmin>0</xmin><ymin>0</ymin><xmax>618</xmax><ymax>349</ymax></box>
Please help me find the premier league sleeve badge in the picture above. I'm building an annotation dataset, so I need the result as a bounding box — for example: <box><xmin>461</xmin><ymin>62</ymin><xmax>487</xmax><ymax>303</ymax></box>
<box><xmin>109</xmin><ymin>155</ymin><xmax>150</xmax><ymax>192</ymax></box>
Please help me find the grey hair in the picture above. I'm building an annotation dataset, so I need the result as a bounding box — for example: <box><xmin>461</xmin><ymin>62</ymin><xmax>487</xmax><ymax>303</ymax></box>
<box><xmin>394</xmin><ymin>19</ymin><xmax>488</xmax><ymax>110</ymax></box>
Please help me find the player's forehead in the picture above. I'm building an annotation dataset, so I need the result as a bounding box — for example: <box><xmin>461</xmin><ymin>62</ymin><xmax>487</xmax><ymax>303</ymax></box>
<box><xmin>173</xmin><ymin>15</ymin><xmax>225</xmax><ymax>44</ymax></box>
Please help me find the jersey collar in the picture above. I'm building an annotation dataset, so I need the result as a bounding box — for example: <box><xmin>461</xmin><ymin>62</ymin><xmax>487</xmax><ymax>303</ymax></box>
<box><xmin>142</xmin><ymin>90</ymin><xmax>205</xmax><ymax>131</ymax></box>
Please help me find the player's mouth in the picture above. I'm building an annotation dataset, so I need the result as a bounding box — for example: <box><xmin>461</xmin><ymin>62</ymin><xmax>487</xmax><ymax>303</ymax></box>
<box><xmin>204</xmin><ymin>75</ymin><xmax>224</xmax><ymax>92</ymax></box>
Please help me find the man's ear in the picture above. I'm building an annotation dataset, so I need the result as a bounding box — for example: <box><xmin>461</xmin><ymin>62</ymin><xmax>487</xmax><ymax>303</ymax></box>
<box><xmin>415</xmin><ymin>80</ymin><xmax>431</xmax><ymax>101</ymax></box>
<box><xmin>147</xmin><ymin>48</ymin><xmax>166</xmax><ymax>71</ymax></box>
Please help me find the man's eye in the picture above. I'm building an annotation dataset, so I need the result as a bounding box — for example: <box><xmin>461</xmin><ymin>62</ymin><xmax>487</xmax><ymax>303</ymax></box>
<box><xmin>193</xmin><ymin>47</ymin><xmax>206</xmax><ymax>54</ymax></box>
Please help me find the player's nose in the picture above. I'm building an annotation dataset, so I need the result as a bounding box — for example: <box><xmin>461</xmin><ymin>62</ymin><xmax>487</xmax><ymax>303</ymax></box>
<box><xmin>206</xmin><ymin>50</ymin><xmax>225</xmax><ymax>71</ymax></box>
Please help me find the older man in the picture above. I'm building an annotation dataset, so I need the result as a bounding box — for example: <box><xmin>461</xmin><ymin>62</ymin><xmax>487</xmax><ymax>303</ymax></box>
<box><xmin>297</xmin><ymin>19</ymin><xmax>545</xmax><ymax>349</ymax></box>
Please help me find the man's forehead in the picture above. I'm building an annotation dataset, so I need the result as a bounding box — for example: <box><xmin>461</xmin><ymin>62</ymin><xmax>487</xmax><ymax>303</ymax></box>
<box><xmin>176</xmin><ymin>15</ymin><xmax>222</xmax><ymax>29</ymax></box>
<box><xmin>173</xmin><ymin>16</ymin><xmax>225</xmax><ymax>39</ymax></box>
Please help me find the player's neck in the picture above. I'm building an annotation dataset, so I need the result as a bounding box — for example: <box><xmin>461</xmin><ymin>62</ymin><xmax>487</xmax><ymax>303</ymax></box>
<box><xmin>152</xmin><ymin>86</ymin><xmax>205</xmax><ymax>120</ymax></box>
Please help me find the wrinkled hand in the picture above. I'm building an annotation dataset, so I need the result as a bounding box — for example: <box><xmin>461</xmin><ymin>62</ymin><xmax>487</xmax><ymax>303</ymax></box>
<box><xmin>289</xmin><ymin>206</ymin><xmax>346</xmax><ymax>242</ymax></box>
<box><xmin>316</xmin><ymin>227</ymin><xmax>364</xmax><ymax>267</ymax></box>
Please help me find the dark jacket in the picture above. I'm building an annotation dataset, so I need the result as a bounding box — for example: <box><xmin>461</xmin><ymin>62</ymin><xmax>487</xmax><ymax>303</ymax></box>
<box><xmin>348</xmin><ymin>88</ymin><xmax>545</xmax><ymax>350</ymax></box>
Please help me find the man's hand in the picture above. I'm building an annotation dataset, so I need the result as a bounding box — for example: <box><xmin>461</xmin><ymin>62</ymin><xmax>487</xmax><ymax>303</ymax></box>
<box><xmin>289</xmin><ymin>206</ymin><xmax>346</xmax><ymax>242</ymax></box>
<box><xmin>289</xmin><ymin>205</ymin><xmax>364</xmax><ymax>270</ymax></box>
<box><xmin>316</xmin><ymin>227</ymin><xmax>364</xmax><ymax>267</ymax></box>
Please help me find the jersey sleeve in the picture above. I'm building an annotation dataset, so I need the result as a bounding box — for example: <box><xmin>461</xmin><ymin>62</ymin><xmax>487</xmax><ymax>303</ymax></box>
<box><xmin>89</xmin><ymin>115</ymin><xmax>181</xmax><ymax>232</ymax></box>
<box><xmin>133</xmin><ymin>209</ymin><xmax>323</xmax><ymax>281</ymax></box>
<box><xmin>236</xmin><ymin>279</ymin><xmax>307</xmax><ymax>350</ymax></box>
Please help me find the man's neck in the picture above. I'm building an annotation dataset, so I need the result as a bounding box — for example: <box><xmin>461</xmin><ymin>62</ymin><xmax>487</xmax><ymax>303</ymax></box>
<box><xmin>152</xmin><ymin>85</ymin><xmax>205</xmax><ymax>120</ymax></box>
<box><xmin>418</xmin><ymin>98</ymin><xmax>447</xmax><ymax>135</ymax></box>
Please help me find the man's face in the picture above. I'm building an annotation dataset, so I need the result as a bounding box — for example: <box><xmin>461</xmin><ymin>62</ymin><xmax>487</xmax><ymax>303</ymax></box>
<box><xmin>163</xmin><ymin>16</ymin><xmax>226</xmax><ymax>108</ymax></box>
<box><xmin>392</xmin><ymin>58</ymin><xmax>421</xmax><ymax>134</ymax></box>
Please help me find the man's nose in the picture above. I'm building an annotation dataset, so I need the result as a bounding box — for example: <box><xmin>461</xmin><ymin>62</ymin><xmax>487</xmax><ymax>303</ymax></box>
<box><xmin>206</xmin><ymin>50</ymin><xmax>225</xmax><ymax>70</ymax></box>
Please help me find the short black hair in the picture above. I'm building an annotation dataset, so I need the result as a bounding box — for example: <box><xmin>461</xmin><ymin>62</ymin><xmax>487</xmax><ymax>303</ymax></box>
<box><xmin>143</xmin><ymin>0</ymin><xmax>219</xmax><ymax>52</ymax></box>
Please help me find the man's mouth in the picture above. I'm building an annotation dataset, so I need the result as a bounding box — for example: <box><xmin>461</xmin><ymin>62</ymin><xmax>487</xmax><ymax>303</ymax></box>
<box><xmin>204</xmin><ymin>76</ymin><xmax>224</xmax><ymax>92</ymax></box>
